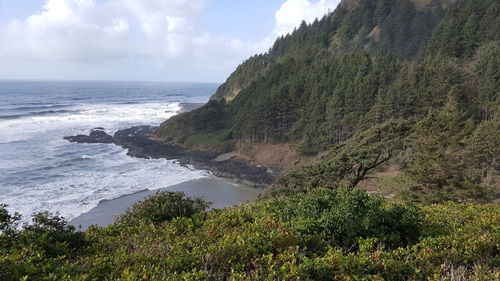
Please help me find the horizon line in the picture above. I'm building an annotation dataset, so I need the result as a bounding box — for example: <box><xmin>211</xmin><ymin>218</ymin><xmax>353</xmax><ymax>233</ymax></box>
<box><xmin>0</xmin><ymin>78</ymin><xmax>223</xmax><ymax>84</ymax></box>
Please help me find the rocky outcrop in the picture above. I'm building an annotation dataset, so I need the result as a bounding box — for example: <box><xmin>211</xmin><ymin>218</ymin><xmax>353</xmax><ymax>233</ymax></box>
<box><xmin>64</xmin><ymin>128</ymin><xmax>113</xmax><ymax>144</ymax></box>
<box><xmin>64</xmin><ymin>126</ymin><xmax>274</xmax><ymax>187</ymax></box>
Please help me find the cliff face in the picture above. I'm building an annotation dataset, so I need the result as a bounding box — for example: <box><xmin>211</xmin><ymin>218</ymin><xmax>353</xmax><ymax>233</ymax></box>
<box><xmin>210</xmin><ymin>54</ymin><xmax>269</xmax><ymax>102</ymax></box>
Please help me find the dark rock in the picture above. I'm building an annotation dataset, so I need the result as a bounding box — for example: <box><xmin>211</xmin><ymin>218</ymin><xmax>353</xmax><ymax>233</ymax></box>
<box><xmin>63</xmin><ymin>125</ymin><xmax>274</xmax><ymax>187</ymax></box>
<box><xmin>64</xmin><ymin>129</ymin><xmax>113</xmax><ymax>144</ymax></box>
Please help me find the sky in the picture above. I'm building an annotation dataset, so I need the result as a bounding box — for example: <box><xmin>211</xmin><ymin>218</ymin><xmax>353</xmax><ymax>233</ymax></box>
<box><xmin>0</xmin><ymin>0</ymin><xmax>340</xmax><ymax>82</ymax></box>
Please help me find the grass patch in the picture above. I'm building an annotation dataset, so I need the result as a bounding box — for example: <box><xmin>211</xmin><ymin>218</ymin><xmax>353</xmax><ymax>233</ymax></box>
<box><xmin>184</xmin><ymin>129</ymin><xmax>234</xmax><ymax>152</ymax></box>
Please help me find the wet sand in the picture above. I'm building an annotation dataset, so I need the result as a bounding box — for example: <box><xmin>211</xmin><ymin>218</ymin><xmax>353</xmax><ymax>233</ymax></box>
<box><xmin>70</xmin><ymin>177</ymin><xmax>264</xmax><ymax>230</ymax></box>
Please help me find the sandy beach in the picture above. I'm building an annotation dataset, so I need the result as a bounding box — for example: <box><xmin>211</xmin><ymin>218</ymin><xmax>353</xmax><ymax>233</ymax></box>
<box><xmin>70</xmin><ymin>176</ymin><xmax>264</xmax><ymax>230</ymax></box>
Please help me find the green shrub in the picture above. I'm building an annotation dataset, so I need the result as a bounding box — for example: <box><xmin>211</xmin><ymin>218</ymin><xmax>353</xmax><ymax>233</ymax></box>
<box><xmin>116</xmin><ymin>191</ymin><xmax>211</xmax><ymax>226</ymax></box>
<box><xmin>1</xmin><ymin>191</ymin><xmax>499</xmax><ymax>280</ymax></box>
<box><xmin>266</xmin><ymin>188</ymin><xmax>422</xmax><ymax>249</ymax></box>
<box><xmin>0</xmin><ymin>205</ymin><xmax>21</xmax><ymax>251</ymax></box>
<box><xmin>17</xmin><ymin>212</ymin><xmax>88</xmax><ymax>259</ymax></box>
<box><xmin>0</xmin><ymin>211</ymin><xmax>89</xmax><ymax>281</ymax></box>
<box><xmin>0</xmin><ymin>204</ymin><xmax>21</xmax><ymax>233</ymax></box>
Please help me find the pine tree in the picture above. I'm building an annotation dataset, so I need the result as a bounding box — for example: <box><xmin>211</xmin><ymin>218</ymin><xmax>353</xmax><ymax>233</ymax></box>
<box><xmin>405</xmin><ymin>92</ymin><xmax>474</xmax><ymax>201</ymax></box>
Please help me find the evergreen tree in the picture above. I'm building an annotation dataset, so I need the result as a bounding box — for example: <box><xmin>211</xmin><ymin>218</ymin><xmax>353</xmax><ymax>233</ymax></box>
<box><xmin>405</xmin><ymin>93</ymin><xmax>475</xmax><ymax>202</ymax></box>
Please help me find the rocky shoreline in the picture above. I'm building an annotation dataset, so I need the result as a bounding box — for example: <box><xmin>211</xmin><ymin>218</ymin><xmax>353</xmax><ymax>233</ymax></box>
<box><xmin>64</xmin><ymin>126</ymin><xmax>274</xmax><ymax>187</ymax></box>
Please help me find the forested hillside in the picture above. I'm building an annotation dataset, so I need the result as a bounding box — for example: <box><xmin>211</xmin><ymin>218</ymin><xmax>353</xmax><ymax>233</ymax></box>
<box><xmin>157</xmin><ymin>0</ymin><xmax>499</xmax><ymax>202</ymax></box>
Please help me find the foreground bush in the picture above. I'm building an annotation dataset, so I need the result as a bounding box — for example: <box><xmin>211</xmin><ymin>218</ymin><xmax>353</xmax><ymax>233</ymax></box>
<box><xmin>1</xmin><ymin>190</ymin><xmax>498</xmax><ymax>280</ymax></box>
<box><xmin>116</xmin><ymin>191</ymin><xmax>210</xmax><ymax>226</ymax></box>
<box><xmin>0</xmin><ymin>210</ymin><xmax>88</xmax><ymax>281</ymax></box>
<box><xmin>86</xmin><ymin>194</ymin><xmax>499</xmax><ymax>280</ymax></box>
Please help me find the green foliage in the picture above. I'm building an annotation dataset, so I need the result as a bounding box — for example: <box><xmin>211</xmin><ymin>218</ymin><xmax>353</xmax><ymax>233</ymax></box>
<box><xmin>468</xmin><ymin>114</ymin><xmax>500</xmax><ymax>187</ymax></box>
<box><xmin>428</xmin><ymin>0</ymin><xmax>500</xmax><ymax>59</ymax></box>
<box><xmin>0</xmin><ymin>204</ymin><xmax>20</xmax><ymax>233</ymax></box>
<box><xmin>268</xmin><ymin>0</ymin><xmax>445</xmax><ymax>60</ymax></box>
<box><xmin>404</xmin><ymin>94</ymin><xmax>499</xmax><ymax>202</ymax></box>
<box><xmin>405</xmin><ymin>97</ymin><xmax>473</xmax><ymax>199</ymax></box>
<box><xmin>0</xmin><ymin>205</ymin><xmax>21</xmax><ymax>258</ymax></box>
<box><xmin>116</xmin><ymin>191</ymin><xmax>210</xmax><ymax>226</ymax></box>
<box><xmin>2</xmin><ymin>189</ymin><xmax>498</xmax><ymax>280</ymax></box>
<box><xmin>156</xmin><ymin>0</ymin><xmax>462</xmax><ymax>151</ymax></box>
<box><xmin>16</xmin><ymin>212</ymin><xmax>87</xmax><ymax>259</ymax></box>
<box><xmin>183</xmin><ymin>129</ymin><xmax>234</xmax><ymax>152</ymax></box>
<box><xmin>266</xmin><ymin>188</ymin><xmax>422</xmax><ymax>249</ymax></box>
<box><xmin>156</xmin><ymin>0</ymin><xmax>497</xmax><ymax>161</ymax></box>
<box><xmin>474</xmin><ymin>41</ymin><xmax>500</xmax><ymax>120</ymax></box>
<box><xmin>281</xmin><ymin>119</ymin><xmax>413</xmax><ymax>190</ymax></box>
<box><xmin>190</xmin><ymin>99</ymin><xmax>227</xmax><ymax>133</ymax></box>
<box><xmin>229</xmin><ymin>52</ymin><xmax>407</xmax><ymax>152</ymax></box>
<box><xmin>0</xmin><ymin>211</ymin><xmax>89</xmax><ymax>281</ymax></box>
<box><xmin>153</xmin><ymin>1</ymin><xmax>498</xmax><ymax>202</ymax></box>
<box><xmin>211</xmin><ymin>54</ymin><xmax>270</xmax><ymax>102</ymax></box>
<box><xmin>156</xmin><ymin>99</ymin><xmax>237</xmax><ymax>152</ymax></box>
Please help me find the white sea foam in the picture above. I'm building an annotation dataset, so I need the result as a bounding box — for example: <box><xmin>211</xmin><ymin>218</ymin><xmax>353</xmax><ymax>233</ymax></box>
<box><xmin>0</xmin><ymin>101</ymin><xmax>208</xmax><ymax>224</ymax></box>
<box><xmin>0</xmin><ymin>102</ymin><xmax>181</xmax><ymax>143</ymax></box>
<box><xmin>1</xmin><ymin>150</ymin><xmax>207</xmax><ymax>223</ymax></box>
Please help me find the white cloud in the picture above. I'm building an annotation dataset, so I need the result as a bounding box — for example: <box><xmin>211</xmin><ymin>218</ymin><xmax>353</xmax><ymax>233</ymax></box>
<box><xmin>0</xmin><ymin>0</ymin><xmax>273</xmax><ymax>81</ymax></box>
<box><xmin>274</xmin><ymin>0</ymin><xmax>340</xmax><ymax>36</ymax></box>
<box><xmin>191</xmin><ymin>33</ymin><xmax>273</xmax><ymax>72</ymax></box>
<box><xmin>0</xmin><ymin>0</ymin><xmax>206</xmax><ymax>63</ymax></box>
<box><xmin>0</xmin><ymin>0</ymin><xmax>339</xmax><ymax>81</ymax></box>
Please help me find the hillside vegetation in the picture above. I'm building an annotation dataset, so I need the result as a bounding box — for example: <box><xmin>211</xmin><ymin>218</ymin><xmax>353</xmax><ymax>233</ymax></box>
<box><xmin>1</xmin><ymin>190</ymin><xmax>499</xmax><ymax>280</ymax></box>
<box><xmin>157</xmin><ymin>0</ymin><xmax>499</xmax><ymax>203</ymax></box>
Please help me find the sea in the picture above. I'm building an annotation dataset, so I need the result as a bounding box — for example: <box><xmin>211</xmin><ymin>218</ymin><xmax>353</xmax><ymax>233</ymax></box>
<box><xmin>0</xmin><ymin>80</ymin><xmax>235</xmax><ymax>224</ymax></box>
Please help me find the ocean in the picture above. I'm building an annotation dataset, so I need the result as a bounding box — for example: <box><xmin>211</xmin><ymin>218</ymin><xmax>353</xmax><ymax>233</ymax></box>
<box><xmin>0</xmin><ymin>80</ymin><xmax>246</xmax><ymax>224</ymax></box>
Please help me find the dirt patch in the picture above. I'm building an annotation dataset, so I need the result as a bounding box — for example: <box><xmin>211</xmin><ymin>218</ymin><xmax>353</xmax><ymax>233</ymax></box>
<box><xmin>358</xmin><ymin>166</ymin><xmax>406</xmax><ymax>200</ymax></box>
<box><xmin>234</xmin><ymin>141</ymin><xmax>323</xmax><ymax>172</ymax></box>
<box><xmin>214</xmin><ymin>151</ymin><xmax>239</xmax><ymax>162</ymax></box>
<box><xmin>369</xmin><ymin>26</ymin><xmax>381</xmax><ymax>42</ymax></box>
<box><xmin>375</xmin><ymin>166</ymin><xmax>402</xmax><ymax>178</ymax></box>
